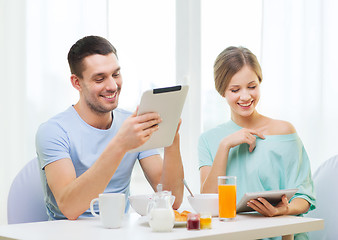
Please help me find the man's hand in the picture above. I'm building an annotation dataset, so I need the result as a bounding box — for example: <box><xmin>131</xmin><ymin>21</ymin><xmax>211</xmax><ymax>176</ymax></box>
<box><xmin>115</xmin><ymin>109</ymin><xmax>162</xmax><ymax>152</ymax></box>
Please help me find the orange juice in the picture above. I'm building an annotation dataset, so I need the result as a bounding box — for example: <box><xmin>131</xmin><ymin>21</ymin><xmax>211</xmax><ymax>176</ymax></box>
<box><xmin>218</xmin><ymin>184</ymin><xmax>236</xmax><ymax>219</ymax></box>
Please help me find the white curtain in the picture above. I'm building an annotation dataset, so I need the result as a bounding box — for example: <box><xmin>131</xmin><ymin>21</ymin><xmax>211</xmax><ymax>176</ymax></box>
<box><xmin>0</xmin><ymin>0</ymin><xmax>27</xmax><ymax>225</ymax></box>
<box><xmin>0</xmin><ymin>0</ymin><xmax>107</xmax><ymax>224</ymax></box>
<box><xmin>260</xmin><ymin>0</ymin><xmax>338</xmax><ymax>171</ymax></box>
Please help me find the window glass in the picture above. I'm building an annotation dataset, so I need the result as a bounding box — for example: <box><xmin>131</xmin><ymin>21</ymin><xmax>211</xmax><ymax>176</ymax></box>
<box><xmin>201</xmin><ymin>0</ymin><xmax>262</xmax><ymax>131</ymax></box>
<box><xmin>108</xmin><ymin>0</ymin><xmax>176</xmax><ymax>112</ymax></box>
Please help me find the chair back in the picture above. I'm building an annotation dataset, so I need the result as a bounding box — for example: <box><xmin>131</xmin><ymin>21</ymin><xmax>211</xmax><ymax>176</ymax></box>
<box><xmin>306</xmin><ymin>155</ymin><xmax>338</xmax><ymax>240</ymax></box>
<box><xmin>7</xmin><ymin>157</ymin><xmax>48</xmax><ymax>224</ymax></box>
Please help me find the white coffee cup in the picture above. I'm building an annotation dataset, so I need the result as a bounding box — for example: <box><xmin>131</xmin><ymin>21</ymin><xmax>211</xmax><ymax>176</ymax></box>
<box><xmin>90</xmin><ymin>193</ymin><xmax>125</xmax><ymax>228</ymax></box>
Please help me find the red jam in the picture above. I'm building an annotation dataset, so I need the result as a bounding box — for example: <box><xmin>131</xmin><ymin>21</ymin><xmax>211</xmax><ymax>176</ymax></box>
<box><xmin>187</xmin><ymin>213</ymin><xmax>200</xmax><ymax>230</ymax></box>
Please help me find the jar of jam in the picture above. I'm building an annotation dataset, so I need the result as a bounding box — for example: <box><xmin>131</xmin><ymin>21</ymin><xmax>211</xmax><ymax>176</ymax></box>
<box><xmin>200</xmin><ymin>213</ymin><xmax>212</xmax><ymax>229</ymax></box>
<box><xmin>187</xmin><ymin>213</ymin><xmax>200</xmax><ymax>230</ymax></box>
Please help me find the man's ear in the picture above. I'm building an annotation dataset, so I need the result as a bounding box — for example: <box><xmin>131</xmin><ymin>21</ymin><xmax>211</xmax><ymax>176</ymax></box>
<box><xmin>70</xmin><ymin>74</ymin><xmax>81</xmax><ymax>91</ymax></box>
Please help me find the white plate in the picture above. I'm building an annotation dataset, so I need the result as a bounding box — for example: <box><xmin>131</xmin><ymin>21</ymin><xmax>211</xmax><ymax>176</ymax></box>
<box><xmin>174</xmin><ymin>221</ymin><xmax>187</xmax><ymax>227</ymax></box>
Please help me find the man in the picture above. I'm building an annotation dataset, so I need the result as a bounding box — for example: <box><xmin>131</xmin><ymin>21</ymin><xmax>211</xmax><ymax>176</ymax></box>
<box><xmin>36</xmin><ymin>35</ymin><xmax>184</xmax><ymax>220</ymax></box>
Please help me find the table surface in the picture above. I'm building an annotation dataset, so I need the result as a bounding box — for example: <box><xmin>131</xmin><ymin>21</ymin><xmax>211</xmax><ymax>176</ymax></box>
<box><xmin>0</xmin><ymin>213</ymin><xmax>324</xmax><ymax>240</ymax></box>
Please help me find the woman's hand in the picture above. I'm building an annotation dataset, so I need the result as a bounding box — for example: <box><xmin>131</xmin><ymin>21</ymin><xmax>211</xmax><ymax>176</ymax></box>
<box><xmin>200</xmin><ymin>128</ymin><xmax>264</xmax><ymax>193</ymax></box>
<box><xmin>220</xmin><ymin>128</ymin><xmax>265</xmax><ymax>152</ymax></box>
<box><xmin>247</xmin><ymin>195</ymin><xmax>289</xmax><ymax>217</ymax></box>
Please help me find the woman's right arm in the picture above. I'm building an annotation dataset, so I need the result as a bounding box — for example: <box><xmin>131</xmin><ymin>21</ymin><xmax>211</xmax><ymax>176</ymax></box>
<box><xmin>200</xmin><ymin>128</ymin><xmax>265</xmax><ymax>193</ymax></box>
<box><xmin>200</xmin><ymin>140</ymin><xmax>231</xmax><ymax>193</ymax></box>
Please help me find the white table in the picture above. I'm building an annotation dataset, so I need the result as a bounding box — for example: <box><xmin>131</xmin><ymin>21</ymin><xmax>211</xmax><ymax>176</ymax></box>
<box><xmin>0</xmin><ymin>213</ymin><xmax>323</xmax><ymax>240</ymax></box>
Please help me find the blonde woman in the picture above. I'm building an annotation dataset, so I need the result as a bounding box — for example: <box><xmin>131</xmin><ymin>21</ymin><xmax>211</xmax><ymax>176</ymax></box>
<box><xmin>198</xmin><ymin>46</ymin><xmax>315</xmax><ymax>240</ymax></box>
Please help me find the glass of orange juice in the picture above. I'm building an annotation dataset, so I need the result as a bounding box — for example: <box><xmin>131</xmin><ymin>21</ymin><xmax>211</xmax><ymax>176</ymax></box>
<box><xmin>218</xmin><ymin>176</ymin><xmax>236</xmax><ymax>221</ymax></box>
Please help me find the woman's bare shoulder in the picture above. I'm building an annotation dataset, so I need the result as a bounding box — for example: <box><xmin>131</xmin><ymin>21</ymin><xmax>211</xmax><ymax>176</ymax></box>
<box><xmin>268</xmin><ymin>119</ymin><xmax>296</xmax><ymax>135</ymax></box>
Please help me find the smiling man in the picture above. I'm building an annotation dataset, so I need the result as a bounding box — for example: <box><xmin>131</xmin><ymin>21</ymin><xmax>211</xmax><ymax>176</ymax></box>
<box><xmin>36</xmin><ymin>36</ymin><xmax>184</xmax><ymax>220</ymax></box>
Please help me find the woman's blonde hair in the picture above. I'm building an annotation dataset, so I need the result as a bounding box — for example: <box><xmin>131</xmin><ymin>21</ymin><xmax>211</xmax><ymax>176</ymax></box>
<box><xmin>214</xmin><ymin>46</ymin><xmax>262</xmax><ymax>97</ymax></box>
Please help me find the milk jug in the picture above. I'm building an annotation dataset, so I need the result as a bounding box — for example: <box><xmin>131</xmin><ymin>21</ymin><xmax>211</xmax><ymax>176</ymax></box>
<box><xmin>147</xmin><ymin>184</ymin><xmax>175</xmax><ymax>232</ymax></box>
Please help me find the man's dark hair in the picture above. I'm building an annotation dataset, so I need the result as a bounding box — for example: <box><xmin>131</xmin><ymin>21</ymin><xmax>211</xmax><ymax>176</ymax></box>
<box><xmin>67</xmin><ymin>36</ymin><xmax>117</xmax><ymax>78</ymax></box>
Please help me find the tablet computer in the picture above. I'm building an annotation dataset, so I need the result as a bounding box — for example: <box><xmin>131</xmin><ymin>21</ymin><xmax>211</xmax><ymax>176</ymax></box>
<box><xmin>236</xmin><ymin>188</ymin><xmax>298</xmax><ymax>213</ymax></box>
<box><xmin>129</xmin><ymin>85</ymin><xmax>189</xmax><ymax>153</ymax></box>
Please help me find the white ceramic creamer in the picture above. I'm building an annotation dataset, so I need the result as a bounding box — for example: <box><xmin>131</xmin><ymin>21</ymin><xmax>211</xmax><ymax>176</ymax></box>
<box><xmin>149</xmin><ymin>208</ymin><xmax>175</xmax><ymax>232</ymax></box>
<box><xmin>148</xmin><ymin>184</ymin><xmax>175</xmax><ymax>232</ymax></box>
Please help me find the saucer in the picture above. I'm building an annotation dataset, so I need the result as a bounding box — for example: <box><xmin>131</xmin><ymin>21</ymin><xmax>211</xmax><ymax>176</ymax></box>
<box><xmin>174</xmin><ymin>221</ymin><xmax>187</xmax><ymax>227</ymax></box>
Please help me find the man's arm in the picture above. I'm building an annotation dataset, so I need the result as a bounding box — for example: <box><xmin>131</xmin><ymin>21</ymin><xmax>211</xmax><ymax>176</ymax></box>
<box><xmin>45</xmin><ymin>137</ymin><xmax>126</xmax><ymax>220</ymax></box>
<box><xmin>139</xmin><ymin>127</ymin><xmax>184</xmax><ymax>209</ymax></box>
<box><xmin>45</xmin><ymin>112</ymin><xmax>161</xmax><ymax>220</ymax></box>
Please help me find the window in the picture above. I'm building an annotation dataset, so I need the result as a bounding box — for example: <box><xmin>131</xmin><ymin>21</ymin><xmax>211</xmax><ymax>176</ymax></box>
<box><xmin>107</xmin><ymin>0</ymin><xmax>263</xmax><ymax>196</ymax></box>
<box><xmin>108</xmin><ymin>0</ymin><xmax>176</xmax><ymax>194</ymax></box>
<box><xmin>201</xmin><ymin>0</ymin><xmax>262</xmax><ymax>131</ymax></box>
<box><xmin>107</xmin><ymin>0</ymin><xmax>176</xmax><ymax>112</ymax></box>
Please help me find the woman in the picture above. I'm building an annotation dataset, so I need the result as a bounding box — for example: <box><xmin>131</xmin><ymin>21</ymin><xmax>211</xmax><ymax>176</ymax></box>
<box><xmin>198</xmin><ymin>46</ymin><xmax>315</xmax><ymax>238</ymax></box>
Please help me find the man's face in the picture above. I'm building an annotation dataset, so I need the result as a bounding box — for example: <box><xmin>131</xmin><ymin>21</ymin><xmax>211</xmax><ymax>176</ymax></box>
<box><xmin>78</xmin><ymin>53</ymin><xmax>122</xmax><ymax>114</ymax></box>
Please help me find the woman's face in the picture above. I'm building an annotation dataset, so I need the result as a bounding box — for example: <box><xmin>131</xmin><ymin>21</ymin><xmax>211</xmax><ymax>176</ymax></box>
<box><xmin>224</xmin><ymin>65</ymin><xmax>261</xmax><ymax>118</ymax></box>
